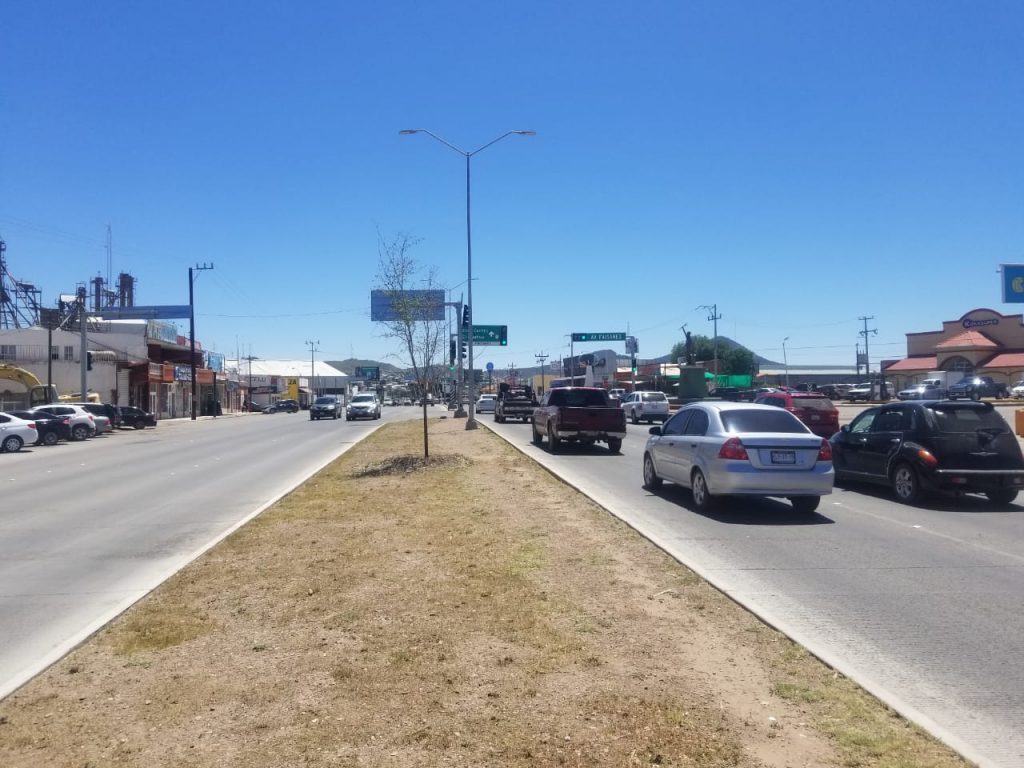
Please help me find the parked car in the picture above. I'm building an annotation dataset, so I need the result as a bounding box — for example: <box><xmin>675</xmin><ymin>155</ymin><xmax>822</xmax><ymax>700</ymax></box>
<box><xmin>6</xmin><ymin>409</ymin><xmax>71</xmax><ymax>445</ymax></box>
<box><xmin>347</xmin><ymin>393</ymin><xmax>381</xmax><ymax>420</ymax></box>
<box><xmin>66</xmin><ymin>402</ymin><xmax>116</xmax><ymax>433</ymax></box>
<box><xmin>845</xmin><ymin>382</ymin><xmax>893</xmax><ymax>402</ymax></box>
<box><xmin>270</xmin><ymin>399</ymin><xmax>300</xmax><ymax>413</ymax></box>
<box><xmin>620</xmin><ymin>391</ymin><xmax>670</xmax><ymax>424</ymax></box>
<box><xmin>607</xmin><ymin>388</ymin><xmax>626</xmax><ymax>402</ymax></box>
<box><xmin>118</xmin><ymin>405</ymin><xmax>158</xmax><ymax>429</ymax></box>
<box><xmin>476</xmin><ymin>394</ymin><xmax>497</xmax><ymax>413</ymax></box>
<box><xmin>401</xmin><ymin>397</ymin><xmax>413</xmax><ymax>406</ymax></box>
<box><xmin>0</xmin><ymin>411</ymin><xmax>38</xmax><ymax>452</ymax></box>
<box><xmin>829</xmin><ymin>400</ymin><xmax>1024</xmax><ymax>504</ymax></box>
<box><xmin>946</xmin><ymin>375</ymin><xmax>1008</xmax><ymax>401</ymax></box>
<box><xmin>310</xmin><ymin>395</ymin><xmax>342</xmax><ymax>420</ymax></box>
<box><xmin>1012</xmin><ymin>380</ymin><xmax>1024</xmax><ymax>399</ymax></box>
<box><xmin>754</xmin><ymin>391</ymin><xmax>839</xmax><ymax>439</ymax></box>
<box><xmin>642</xmin><ymin>401</ymin><xmax>833</xmax><ymax>513</ymax></box>
<box><xmin>30</xmin><ymin>404</ymin><xmax>96</xmax><ymax>441</ymax></box>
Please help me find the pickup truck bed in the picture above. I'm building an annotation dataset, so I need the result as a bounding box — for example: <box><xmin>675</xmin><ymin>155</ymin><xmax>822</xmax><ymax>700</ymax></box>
<box><xmin>531</xmin><ymin>387</ymin><xmax>627</xmax><ymax>453</ymax></box>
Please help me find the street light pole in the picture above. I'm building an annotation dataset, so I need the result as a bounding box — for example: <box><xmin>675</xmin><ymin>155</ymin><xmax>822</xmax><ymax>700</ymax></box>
<box><xmin>782</xmin><ymin>336</ymin><xmax>790</xmax><ymax>388</ymax></box>
<box><xmin>188</xmin><ymin>263</ymin><xmax>213</xmax><ymax>420</ymax></box>
<box><xmin>400</xmin><ymin>128</ymin><xmax>535</xmax><ymax>429</ymax></box>
<box><xmin>306</xmin><ymin>339</ymin><xmax>320</xmax><ymax>402</ymax></box>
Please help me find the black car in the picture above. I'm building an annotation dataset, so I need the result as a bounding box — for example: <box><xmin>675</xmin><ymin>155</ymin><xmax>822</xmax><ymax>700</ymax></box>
<box><xmin>829</xmin><ymin>400</ymin><xmax>1024</xmax><ymax>504</ymax></box>
<box><xmin>7</xmin><ymin>409</ymin><xmax>71</xmax><ymax>446</ymax></box>
<box><xmin>309</xmin><ymin>395</ymin><xmax>342</xmax><ymax>420</ymax></box>
<box><xmin>264</xmin><ymin>399</ymin><xmax>300</xmax><ymax>414</ymax></box>
<box><xmin>118</xmin><ymin>405</ymin><xmax>158</xmax><ymax>429</ymax></box>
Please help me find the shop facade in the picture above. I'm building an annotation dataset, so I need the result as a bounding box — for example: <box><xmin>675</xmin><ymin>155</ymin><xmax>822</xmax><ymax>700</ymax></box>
<box><xmin>883</xmin><ymin>308</ymin><xmax>1024</xmax><ymax>389</ymax></box>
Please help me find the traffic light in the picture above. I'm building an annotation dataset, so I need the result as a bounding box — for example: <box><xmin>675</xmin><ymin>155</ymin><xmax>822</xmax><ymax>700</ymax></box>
<box><xmin>461</xmin><ymin>304</ymin><xmax>470</xmax><ymax>328</ymax></box>
<box><xmin>449</xmin><ymin>338</ymin><xmax>457</xmax><ymax>369</ymax></box>
<box><xmin>630</xmin><ymin>356</ymin><xmax>637</xmax><ymax>374</ymax></box>
<box><xmin>86</xmin><ymin>351</ymin><xmax>93</xmax><ymax>370</ymax></box>
<box><xmin>461</xmin><ymin>336</ymin><xmax>467</xmax><ymax>359</ymax></box>
<box><xmin>499</xmin><ymin>326</ymin><xmax>507</xmax><ymax>346</ymax></box>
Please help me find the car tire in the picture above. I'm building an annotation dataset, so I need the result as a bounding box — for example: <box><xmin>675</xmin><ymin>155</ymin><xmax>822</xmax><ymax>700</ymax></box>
<box><xmin>2</xmin><ymin>435</ymin><xmax>24</xmax><ymax>452</ymax></box>
<box><xmin>643</xmin><ymin>454</ymin><xmax>662</xmax><ymax>489</ymax></box>
<box><xmin>72</xmin><ymin>424</ymin><xmax>90</xmax><ymax>441</ymax></box>
<box><xmin>789</xmin><ymin>496</ymin><xmax>820</xmax><ymax>513</ymax></box>
<box><xmin>986</xmin><ymin>489</ymin><xmax>1018</xmax><ymax>505</ymax></box>
<box><xmin>607</xmin><ymin>437</ymin><xmax>622</xmax><ymax>453</ymax></box>
<box><xmin>41</xmin><ymin>431</ymin><xmax>60</xmax><ymax>446</ymax></box>
<box><xmin>691</xmin><ymin>469</ymin><xmax>717</xmax><ymax>512</ymax></box>
<box><xmin>547</xmin><ymin>424</ymin><xmax>561</xmax><ymax>453</ymax></box>
<box><xmin>891</xmin><ymin>462</ymin><xmax>921</xmax><ymax>504</ymax></box>
<box><xmin>631</xmin><ymin>410</ymin><xmax>639</xmax><ymax>425</ymax></box>
<box><xmin>531</xmin><ymin>422</ymin><xmax>543</xmax><ymax>446</ymax></box>
<box><xmin>133</xmin><ymin>422</ymin><xmax>146</xmax><ymax>430</ymax></box>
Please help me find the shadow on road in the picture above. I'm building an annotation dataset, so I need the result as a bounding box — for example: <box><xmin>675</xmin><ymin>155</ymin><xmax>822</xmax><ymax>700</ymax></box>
<box><xmin>833</xmin><ymin>479</ymin><xmax>1024</xmax><ymax>513</ymax></box>
<box><xmin>645</xmin><ymin>483</ymin><xmax>836</xmax><ymax>526</ymax></box>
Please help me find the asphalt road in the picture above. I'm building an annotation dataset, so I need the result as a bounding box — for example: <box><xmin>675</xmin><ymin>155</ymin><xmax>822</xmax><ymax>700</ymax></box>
<box><xmin>486</xmin><ymin>408</ymin><xmax>1024</xmax><ymax>768</ymax></box>
<box><xmin>0</xmin><ymin>405</ymin><xmax>424</xmax><ymax>700</ymax></box>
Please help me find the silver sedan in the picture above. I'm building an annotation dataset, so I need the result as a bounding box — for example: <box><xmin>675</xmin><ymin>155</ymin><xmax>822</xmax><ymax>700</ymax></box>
<box><xmin>642</xmin><ymin>401</ymin><xmax>834</xmax><ymax>513</ymax></box>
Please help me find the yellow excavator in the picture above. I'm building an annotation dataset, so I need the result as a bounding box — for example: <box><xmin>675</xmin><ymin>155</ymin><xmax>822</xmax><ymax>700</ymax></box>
<box><xmin>0</xmin><ymin>363</ymin><xmax>100</xmax><ymax>407</ymax></box>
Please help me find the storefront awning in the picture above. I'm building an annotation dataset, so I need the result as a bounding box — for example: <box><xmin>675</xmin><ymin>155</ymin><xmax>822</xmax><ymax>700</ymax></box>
<box><xmin>883</xmin><ymin>356</ymin><xmax>938</xmax><ymax>372</ymax></box>
<box><xmin>982</xmin><ymin>352</ymin><xmax>1024</xmax><ymax>368</ymax></box>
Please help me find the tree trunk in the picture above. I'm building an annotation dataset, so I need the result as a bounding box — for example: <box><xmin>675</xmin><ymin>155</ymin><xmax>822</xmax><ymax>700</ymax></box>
<box><xmin>422</xmin><ymin>401</ymin><xmax>429</xmax><ymax>458</ymax></box>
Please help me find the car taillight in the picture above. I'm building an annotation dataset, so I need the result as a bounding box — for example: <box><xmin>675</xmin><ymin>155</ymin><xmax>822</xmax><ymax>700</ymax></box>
<box><xmin>916</xmin><ymin>448</ymin><xmax>939</xmax><ymax>468</ymax></box>
<box><xmin>27</xmin><ymin>422</ymin><xmax>36</xmax><ymax>430</ymax></box>
<box><xmin>718</xmin><ymin>437</ymin><xmax>749</xmax><ymax>460</ymax></box>
<box><xmin>63</xmin><ymin>418</ymin><xmax>71</xmax><ymax>425</ymax></box>
<box><xmin>817</xmin><ymin>439</ymin><xmax>832</xmax><ymax>462</ymax></box>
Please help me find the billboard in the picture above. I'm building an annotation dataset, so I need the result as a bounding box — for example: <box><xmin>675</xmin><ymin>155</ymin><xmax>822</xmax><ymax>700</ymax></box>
<box><xmin>370</xmin><ymin>289</ymin><xmax>445</xmax><ymax>321</ymax></box>
<box><xmin>1001</xmin><ymin>264</ymin><xmax>1024</xmax><ymax>303</ymax></box>
<box><xmin>354</xmin><ymin>366</ymin><xmax>380</xmax><ymax>380</ymax></box>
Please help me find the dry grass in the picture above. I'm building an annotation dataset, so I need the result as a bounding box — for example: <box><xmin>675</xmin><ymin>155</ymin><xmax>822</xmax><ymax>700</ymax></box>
<box><xmin>0</xmin><ymin>418</ymin><xmax>970</xmax><ymax>767</ymax></box>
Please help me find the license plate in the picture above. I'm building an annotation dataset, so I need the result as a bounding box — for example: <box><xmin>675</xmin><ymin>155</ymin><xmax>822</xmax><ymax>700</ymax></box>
<box><xmin>809</xmin><ymin>415</ymin><xmax>820</xmax><ymax>421</ymax></box>
<box><xmin>771</xmin><ymin>450</ymin><xmax>796</xmax><ymax>464</ymax></box>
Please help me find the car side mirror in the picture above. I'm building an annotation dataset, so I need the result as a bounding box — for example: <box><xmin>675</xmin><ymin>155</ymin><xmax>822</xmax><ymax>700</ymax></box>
<box><xmin>840</xmin><ymin>424</ymin><xmax>850</xmax><ymax>433</ymax></box>
<box><xmin>649</xmin><ymin>425</ymin><xmax>662</xmax><ymax>436</ymax></box>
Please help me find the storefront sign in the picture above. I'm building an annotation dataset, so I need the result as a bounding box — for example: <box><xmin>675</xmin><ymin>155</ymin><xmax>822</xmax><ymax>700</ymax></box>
<box><xmin>147</xmin><ymin>320</ymin><xmax>179</xmax><ymax>344</ymax></box>
<box><xmin>963</xmin><ymin>317</ymin><xmax>999</xmax><ymax>329</ymax></box>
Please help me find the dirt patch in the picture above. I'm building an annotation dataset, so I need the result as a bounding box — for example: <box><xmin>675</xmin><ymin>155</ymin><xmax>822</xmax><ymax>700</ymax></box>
<box><xmin>0</xmin><ymin>418</ymin><xmax>968</xmax><ymax>767</ymax></box>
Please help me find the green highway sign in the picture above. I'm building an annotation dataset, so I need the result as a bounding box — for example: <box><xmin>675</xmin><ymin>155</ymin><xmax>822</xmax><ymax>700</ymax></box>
<box><xmin>571</xmin><ymin>332</ymin><xmax>626</xmax><ymax>342</ymax></box>
<box><xmin>461</xmin><ymin>324</ymin><xmax>508</xmax><ymax>346</ymax></box>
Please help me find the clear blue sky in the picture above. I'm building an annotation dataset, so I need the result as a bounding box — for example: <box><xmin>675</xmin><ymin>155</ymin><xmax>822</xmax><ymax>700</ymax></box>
<box><xmin>2</xmin><ymin>2</ymin><xmax>1022</xmax><ymax>371</ymax></box>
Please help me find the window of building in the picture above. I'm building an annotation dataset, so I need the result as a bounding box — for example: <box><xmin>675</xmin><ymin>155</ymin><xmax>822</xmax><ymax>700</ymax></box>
<box><xmin>50</xmin><ymin>346</ymin><xmax>59</xmax><ymax>360</ymax></box>
<box><xmin>0</xmin><ymin>345</ymin><xmax>15</xmax><ymax>361</ymax></box>
<box><xmin>943</xmin><ymin>356</ymin><xmax>973</xmax><ymax>375</ymax></box>
<box><xmin>63</xmin><ymin>345</ymin><xmax>75</xmax><ymax>361</ymax></box>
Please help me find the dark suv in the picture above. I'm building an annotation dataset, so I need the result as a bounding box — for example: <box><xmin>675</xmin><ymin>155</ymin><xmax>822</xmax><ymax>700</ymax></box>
<box><xmin>309</xmin><ymin>396</ymin><xmax>342</xmax><ymax>420</ymax></box>
<box><xmin>829</xmin><ymin>400</ymin><xmax>1024</xmax><ymax>504</ymax></box>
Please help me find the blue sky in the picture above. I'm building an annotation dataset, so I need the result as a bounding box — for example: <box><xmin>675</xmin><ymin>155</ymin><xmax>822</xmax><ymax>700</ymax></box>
<box><xmin>2</xmin><ymin>1</ymin><xmax>1022</xmax><ymax>372</ymax></box>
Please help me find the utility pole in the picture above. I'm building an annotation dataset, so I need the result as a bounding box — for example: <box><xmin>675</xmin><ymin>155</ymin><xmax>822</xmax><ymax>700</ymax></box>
<box><xmin>535</xmin><ymin>352</ymin><xmax>548</xmax><ymax>393</ymax></box>
<box><xmin>855</xmin><ymin>342</ymin><xmax>861</xmax><ymax>379</ymax></box>
<box><xmin>189</xmin><ymin>263</ymin><xmax>214</xmax><ymax>420</ymax></box>
<box><xmin>306</xmin><ymin>339</ymin><xmax>320</xmax><ymax>400</ymax></box>
<box><xmin>78</xmin><ymin>286</ymin><xmax>87</xmax><ymax>400</ymax></box>
<box><xmin>859</xmin><ymin>315</ymin><xmax>878</xmax><ymax>393</ymax></box>
<box><xmin>243</xmin><ymin>352</ymin><xmax>258</xmax><ymax>411</ymax></box>
<box><xmin>698</xmin><ymin>303</ymin><xmax>722</xmax><ymax>383</ymax></box>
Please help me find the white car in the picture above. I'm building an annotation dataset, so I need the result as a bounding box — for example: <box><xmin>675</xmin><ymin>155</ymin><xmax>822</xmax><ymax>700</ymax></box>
<box><xmin>346</xmin><ymin>393</ymin><xmax>381</xmax><ymax>420</ymax></box>
<box><xmin>30</xmin><ymin>404</ymin><xmax>97</xmax><ymax>441</ymax></box>
<box><xmin>0</xmin><ymin>411</ymin><xmax>39</xmax><ymax>452</ymax></box>
<box><xmin>1011</xmin><ymin>380</ymin><xmax>1024</xmax><ymax>399</ymax></box>
<box><xmin>620</xmin><ymin>391</ymin><xmax>670</xmax><ymax>424</ymax></box>
<box><xmin>642</xmin><ymin>401</ymin><xmax>834</xmax><ymax>514</ymax></box>
<box><xmin>476</xmin><ymin>394</ymin><xmax>497</xmax><ymax>413</ymax></box>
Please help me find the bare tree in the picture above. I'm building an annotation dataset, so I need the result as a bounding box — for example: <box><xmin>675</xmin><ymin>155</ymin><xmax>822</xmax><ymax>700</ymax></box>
<box><xmin>374</xmin><ymin>230</ymin><xmax>446</xmax><ymax>457</ymax></box>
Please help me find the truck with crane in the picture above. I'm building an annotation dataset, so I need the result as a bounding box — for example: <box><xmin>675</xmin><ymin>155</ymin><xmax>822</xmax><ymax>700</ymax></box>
<box><xmin>0</xmin><ymin>363</ymin><xmax>99</xmax><ymax>409</ymax></box>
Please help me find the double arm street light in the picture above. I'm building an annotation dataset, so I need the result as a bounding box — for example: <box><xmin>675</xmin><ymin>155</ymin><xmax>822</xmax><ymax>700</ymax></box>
<box><xmin>400</xmin><ymin>128</ymin><xmax>535</xmax><ymax>429</ymax></box>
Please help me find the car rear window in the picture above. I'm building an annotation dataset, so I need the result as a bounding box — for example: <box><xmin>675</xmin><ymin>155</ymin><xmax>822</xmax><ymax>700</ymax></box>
<box><xmin>642</xmin><ymin>392</ymin><xmax>667</xmax><ymax>402</ymax></box>
<box><xmin>720</xmin><ymin>409</ymin><xmax>808</xmax><ymax>434</ymax></box>
<box><xmin>549</xmin><ymin>389</ymin><xmax>609</xmax><ymax>407</ymax></box>
<box><xmin>352</xmin><ymin>395</ymin><xmax>376</xmax><ymax>403</ymax></box>
<box><xmin>927</xmin><ymin>405</ymin><xmax>1009</xmax><ymax>433</ymax></box>
<box><xmin>314</xmin><ymin>397</ymin><xmax>334</xmax><ymax>405</ymax></box>
<box><xmin>791</xmin><ymin>396</ymin><xmax>835</xmax><ymax>411</ymax></box>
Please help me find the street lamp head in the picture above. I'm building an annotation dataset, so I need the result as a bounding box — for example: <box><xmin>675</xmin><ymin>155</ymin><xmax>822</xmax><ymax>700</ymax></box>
<box><xmin>513</xmin><ymin>130</ymin><xmax>537</xmax><ymax>136</ymax></box>
<box><xmin>398</xmin><ymin>129</ymin><xmax>420</xmax><ymax>135</ymax></box>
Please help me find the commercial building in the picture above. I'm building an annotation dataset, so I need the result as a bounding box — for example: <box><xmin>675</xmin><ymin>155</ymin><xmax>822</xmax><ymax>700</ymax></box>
<box><xmin>883</xmin><ymin>307</ymin><xmax>1024</xmax><ymax>389</ymax></box>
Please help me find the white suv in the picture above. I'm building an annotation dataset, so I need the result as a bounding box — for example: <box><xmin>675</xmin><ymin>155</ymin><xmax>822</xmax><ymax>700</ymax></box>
<box><xmin>346</xmin><ymin>393</ymin><xmax>381</xmax><ymax>421</ymax></box>
<box><xmin>31</xmin><ymin>404</ymin><xmax>96</xmax><ymax>441</ymax></box>
<box><xmin>620</xmin><ymin>391</ymin><xmax>670</xmax><ymax>424</ymax></box>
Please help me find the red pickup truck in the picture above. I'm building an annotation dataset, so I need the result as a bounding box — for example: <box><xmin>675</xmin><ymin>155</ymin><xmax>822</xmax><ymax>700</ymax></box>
<box><xmin>531</xmin><ymin>387</ymin><xmax>627</xmax><ymax>453</ymax></box>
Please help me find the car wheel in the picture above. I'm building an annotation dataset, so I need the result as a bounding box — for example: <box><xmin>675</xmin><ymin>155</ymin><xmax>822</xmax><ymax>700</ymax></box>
<box><xmin>891</xmin><ymin>462</ymin><xmax>921</xmax><ymax>504</ymax></box>
<box><xmin>531</xmin><ymin>422</ymin><xmax>543</xmax><ymax>445</ymax></box>
<box><xmin>2</xmin><ymin>435</ymin><xmax>24</xmax><ymax>452</ymax></box>
<box><xmin>547</xmin><ymin>424</ymin><xmax>561</xmax><ymax>453</ymax></box>
<box><xmin>607</xmin><ymin>437</ymin><xmax>622</xmax><ymax>453</ymax></box>
<box><xmin>133</xmin><ymin>421</ymin><xmax>146</xmax><ymax>429</ymax></box>
<box><xmin>691</xmin><ymin>469</ymin><xmax>717</xmax><ymax>511</ymax></box>
<box><xmin>630</xmin><ymin>410</ymin><xmax>639</xmax><ymax>425</ymax></box>
<box><xmin>789</xmin><ymin>496</ymin><xmax>820</xmax><ymax>513</ymax></box>
<box><xmin>986</xmin><ymin>489</ymin><xmax>1018</xmax><ymax>505</ymax></box>
<box><xmin>72</xmin><ymin>424</ymin><xmax>90</xmax><ymax>441</ymax></box>
<box><xmin>643</xmin><ymin>454</ymin><xmax>662</xmax><ymax>489</ymax></box>
<box><xmin>41</xmin><ymin>431</ymin><xmax>60</xmax><ymax>446</ymax></box>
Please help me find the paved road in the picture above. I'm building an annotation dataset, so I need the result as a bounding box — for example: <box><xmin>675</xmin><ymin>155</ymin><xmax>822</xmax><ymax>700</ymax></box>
<box><xmin>0</xmin><ymin>406</ymin><xmax>423</xmax><ymax>699</ymax></box>
<box><xmin>486</xmin><ymin>410</ymin><xmax>1024</xmax><ymax>768</ymax></box>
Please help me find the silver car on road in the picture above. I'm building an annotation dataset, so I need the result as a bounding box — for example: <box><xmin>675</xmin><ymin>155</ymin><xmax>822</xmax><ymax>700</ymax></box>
<box><xmin>642</xmin><ymin>401</ymin><xmax>834</xmax><ymax>513</ymax></box>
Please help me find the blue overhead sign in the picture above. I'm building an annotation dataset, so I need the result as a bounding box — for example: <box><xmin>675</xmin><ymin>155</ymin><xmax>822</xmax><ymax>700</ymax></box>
<box><xmin>1002</xmin><ymin>264</ymin><xmax>1024</xmax><ymax>303</ymax></box>
<box><xmin>370</xmin><ymin>290</ymin><xmax>445</xmax><ymax>321</ymax></box>
<box><xmin>97</xmin><ymin>305</ymin><xmax>192</xmax><ymax>320</ymax></box>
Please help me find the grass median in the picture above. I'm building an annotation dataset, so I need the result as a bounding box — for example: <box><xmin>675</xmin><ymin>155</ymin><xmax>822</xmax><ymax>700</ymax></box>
<box><xmin>0</xmin><ymin>417</ymin><xmax>969</xmax><ymax>767</ymax></box>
